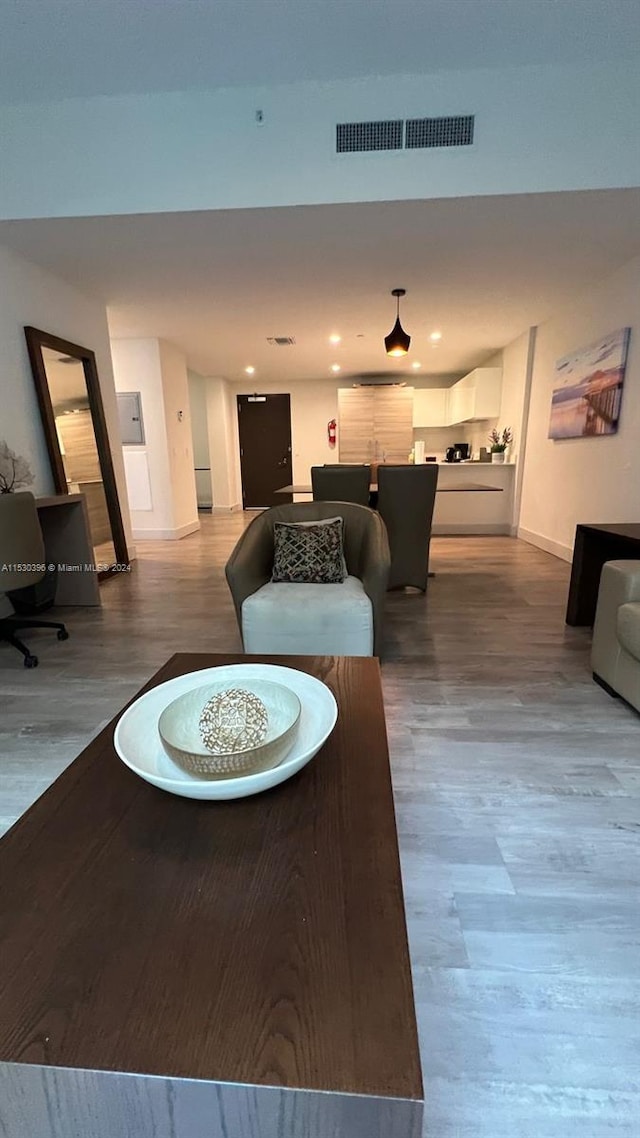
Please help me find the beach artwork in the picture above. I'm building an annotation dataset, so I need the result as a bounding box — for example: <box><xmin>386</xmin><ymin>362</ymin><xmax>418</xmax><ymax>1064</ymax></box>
<box><xmin>548</xmin><ymin>327</ymin><xmax>631</xmax><ymax>440</ymax></box>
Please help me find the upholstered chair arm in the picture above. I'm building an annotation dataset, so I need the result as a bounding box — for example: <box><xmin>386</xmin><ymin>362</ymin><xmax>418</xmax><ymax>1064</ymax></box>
<box><xmin>358</xmin><ymin>513</ymin><xmax>391</xmax><ymax>657</ymax></box>
<box><xmin>592</xmin><ymin>560</ymin><xmax>640</xmax><ymax>679</ymax></box>
<box><xmin>225</xmin><ymin>516</ymin><xmax>274</xmax><ymax>633</ymax></box>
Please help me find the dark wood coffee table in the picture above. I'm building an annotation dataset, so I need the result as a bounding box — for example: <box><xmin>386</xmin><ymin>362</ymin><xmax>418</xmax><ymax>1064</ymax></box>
<box><xmin>0</xmin><ymin>654</ymin><xmax>423</xmax><ymax>1138</ymax></box>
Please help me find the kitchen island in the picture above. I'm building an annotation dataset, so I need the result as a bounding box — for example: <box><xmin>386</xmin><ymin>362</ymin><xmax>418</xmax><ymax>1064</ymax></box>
<box><xmin>432</xmin><ymin>461</ymin><xmax>515</xmax><ymax>534</ymax></box>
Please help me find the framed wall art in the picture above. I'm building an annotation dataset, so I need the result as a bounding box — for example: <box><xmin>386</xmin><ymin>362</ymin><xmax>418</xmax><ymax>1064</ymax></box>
<box><xmin>548</xmin><ymin>327</ymin><xmax>631</xmax><ymax>440</ymax></box>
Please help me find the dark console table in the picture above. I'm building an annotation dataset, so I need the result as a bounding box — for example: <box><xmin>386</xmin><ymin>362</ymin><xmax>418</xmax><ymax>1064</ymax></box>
<box><xmin>566</xmin><ymin>523</ymin><xmax>640</xmax><ymax>626</ymax></box>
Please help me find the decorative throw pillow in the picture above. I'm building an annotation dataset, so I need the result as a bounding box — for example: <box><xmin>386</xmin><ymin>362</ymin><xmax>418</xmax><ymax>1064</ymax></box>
<box><xmin>272</xmin><ymin>517</ymin><xmax>346</xmax><ymax>584</ymax></box>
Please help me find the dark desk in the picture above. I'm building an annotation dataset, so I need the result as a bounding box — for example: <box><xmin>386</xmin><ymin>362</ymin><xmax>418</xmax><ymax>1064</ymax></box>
<box><xmin>566</xmin><ymin>523</ymin><xmax>640</xmax><ymax>626</ymax></box>
<box><xmin>0</xmin><ymin>653</ymin><xmax>422</xmax><ymax>1138</ymax></box>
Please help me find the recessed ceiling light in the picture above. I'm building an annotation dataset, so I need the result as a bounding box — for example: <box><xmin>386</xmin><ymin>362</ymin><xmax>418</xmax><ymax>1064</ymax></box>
<box><xmin>331</xmin><ymin>364</ymin><xmax>341</xmax><ymax>373</ymax></box>
<box><xmin>429</xmin><ymin>331</ymin><xmax>442</xmax><ymax>342</ymax></box>
<box><xmin>329</xmin><ymin>334</ymin><xmax>341</xmax><ymax>344</ymax></box>
<box><xmin>411</xmin><ymin>361</ymin><xmax>422</xmax><ymax>369</ymax></box>
<box><xmin>244</xmin><ymin>365</ymin><xmax>256</xmax><ymax>375</ymax></box>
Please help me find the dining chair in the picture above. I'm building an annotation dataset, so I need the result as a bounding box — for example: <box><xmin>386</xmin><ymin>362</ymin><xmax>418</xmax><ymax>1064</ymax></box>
<box><xmin>311</xmin><ymin>464</ymin><xmax>371</xmax><ymax>506</ymax></box>
<box><xmin>376</xmin><ymin>464</ymin><xmax>439</xmax><ymax>591</ymax></box>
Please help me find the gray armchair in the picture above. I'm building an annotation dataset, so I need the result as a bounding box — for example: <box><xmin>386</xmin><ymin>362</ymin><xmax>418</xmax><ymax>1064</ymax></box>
<box><xmin>0</xmin><ymin>491</ymin><xmax>69</xmax><ymax>668</ymax></box>
<box><xmin>592</xmin><ymin>560</ymin><xmax>640</xmax><ymax>712</ymax></box>
<box><xmin>225</xmin><ymin>501</ymin><xmax>390</xmax><ymax>656</ymax></box>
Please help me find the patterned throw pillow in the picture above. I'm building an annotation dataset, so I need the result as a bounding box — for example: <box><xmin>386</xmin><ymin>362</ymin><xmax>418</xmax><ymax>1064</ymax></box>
<box><xmin>272</xmin><ymin>517</ymin><xmax>346</xmax><ymax>584</ymax></box>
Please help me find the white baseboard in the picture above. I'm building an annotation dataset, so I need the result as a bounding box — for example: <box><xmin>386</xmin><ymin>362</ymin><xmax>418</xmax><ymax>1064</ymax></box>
<box><xmin>212</xmin><ymin>503</ymin><xmax>242</xmax><ymax>515</ymax></box>
<box><xmin>132</xmin><ymin>519</ymin><xmax>201</xmax><ymax>541</ymax></box>
<box><xmin>432</xmin><ymin>523</ymin><xmax>512</xmax><ymax>536</ymax></box>
<box><xmin>517</xmin><ymin>526</ymin><xmax>573</xmax><ymax>562</ymax></box>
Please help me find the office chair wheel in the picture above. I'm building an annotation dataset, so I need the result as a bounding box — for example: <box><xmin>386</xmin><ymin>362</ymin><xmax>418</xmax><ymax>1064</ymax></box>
<box><xmin>24</xmin><ymin>654</ymin><xmax>39</xmax><ymax>668</ymax></box>
<box><xmin>57</xmin><ymin>629</ymin><xmax>69</xmax><ymax>641</ymax></box>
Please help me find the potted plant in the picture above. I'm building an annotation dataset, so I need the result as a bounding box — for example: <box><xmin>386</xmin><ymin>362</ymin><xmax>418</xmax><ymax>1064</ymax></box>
<box><xmin>0</xmin><ymin>440</ymin><xmax>34</xmax><ymax>493</ymax></box>
<box><xmin>488</xmin><ymin>427</ymin><xmax>513</xmax><ymax>464</ymax></box>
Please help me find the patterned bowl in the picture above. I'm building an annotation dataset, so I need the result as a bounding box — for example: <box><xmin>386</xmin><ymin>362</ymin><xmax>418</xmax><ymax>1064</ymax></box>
<box><xmin>158</xmin><ymin>679</ymin><xmax>301</xmax><ymax>779</ymax></box>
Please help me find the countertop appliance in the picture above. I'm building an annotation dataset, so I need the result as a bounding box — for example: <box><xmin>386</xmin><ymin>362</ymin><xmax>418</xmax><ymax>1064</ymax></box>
<box><xmin>445</xmin><ymin>446</ymin><xmax>463</xmax><ymax>463</ymax></box>
<box><xmin>454</xmin><ymin>442</ymin><xmax>471</xmax><ymax>460</ymax></box>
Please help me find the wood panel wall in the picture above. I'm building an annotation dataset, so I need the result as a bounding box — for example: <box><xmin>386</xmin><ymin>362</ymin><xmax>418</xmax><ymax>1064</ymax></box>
<box><xmin>338</xmin><ymin>386</ymin><xmax>413</xmax><ymax>463</ymax></box>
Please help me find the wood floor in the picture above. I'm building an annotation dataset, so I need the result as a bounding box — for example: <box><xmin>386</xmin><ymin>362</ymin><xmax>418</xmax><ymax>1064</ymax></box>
<box><xmin>2</xmin><ymin>514</ymin><xmax>639</xmax><ymax>1137</ymax></box>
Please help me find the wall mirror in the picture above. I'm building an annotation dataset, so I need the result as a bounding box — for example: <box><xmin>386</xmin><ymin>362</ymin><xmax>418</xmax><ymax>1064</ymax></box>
<box><xmin>25</xmin><ymin>326</ymin><xmax>129</xmax><ymax>575</ymax></box>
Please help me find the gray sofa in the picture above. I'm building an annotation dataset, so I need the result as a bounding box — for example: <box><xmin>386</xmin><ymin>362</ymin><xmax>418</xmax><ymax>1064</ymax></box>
<box><xmin>225</xmin><ymin>501</ymin><xmax>390</xmax><ymax>657</ymax></box>
<box><xmin>591</xmin><ymin>559</ymin><xmax>640</xmax><ymax>712</ymax></box>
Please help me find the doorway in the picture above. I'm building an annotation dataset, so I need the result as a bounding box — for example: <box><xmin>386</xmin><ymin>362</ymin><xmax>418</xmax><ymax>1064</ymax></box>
<box><xmin>237</xmin><ymin>394</ymin><xmax>293</xmax><ymax>508</ymax></box>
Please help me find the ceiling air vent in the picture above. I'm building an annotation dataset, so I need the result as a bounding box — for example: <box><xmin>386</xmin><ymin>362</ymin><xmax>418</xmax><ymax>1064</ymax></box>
<box><xmin>266</xmin><ymin>336</ymin><xmax>296</xmax><ymax>347</ymax></box>
<box><xmin>405</xmin><ymin>115</ymin><xmax>474</xmax><ymax>149</ymax></box>
<box><xmin>336</xmin><ymin>119</ymin><xmax>403</xmax><ymax>153</ymax></box>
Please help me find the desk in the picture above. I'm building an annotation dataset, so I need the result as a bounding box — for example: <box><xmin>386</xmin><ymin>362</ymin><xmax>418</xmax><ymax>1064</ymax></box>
<box><xmin>276</xmin><ymin>481</ymin><xmax>503</xmax><ymax>494</ymax></box>
<box><xmin>566</xmin><ymin>522</ymin><xmax>640</xmax><ymax>626</ymax></box>
<box><xmin>0</xmin><ymin>653</ymin><xmax>423</xmax><ymax>1138</ymax></box>
<box><xmin>36</xmin><ymin>494</ymin><xmax>100</xmax><ymax>606</ymax></box>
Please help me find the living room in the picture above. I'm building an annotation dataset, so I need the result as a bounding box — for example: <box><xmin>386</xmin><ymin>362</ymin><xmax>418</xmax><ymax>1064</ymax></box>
<box><xmin>1</xmin><ymin>3</ymin><xmax>640</xmax><ymax>1136</ymax></box>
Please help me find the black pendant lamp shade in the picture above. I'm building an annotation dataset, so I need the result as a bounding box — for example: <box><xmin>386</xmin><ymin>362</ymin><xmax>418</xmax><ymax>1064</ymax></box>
<box><xmin>384</xmin><ymin>288</ymin><xmax>411</xmax><ymax>356</ymax></box>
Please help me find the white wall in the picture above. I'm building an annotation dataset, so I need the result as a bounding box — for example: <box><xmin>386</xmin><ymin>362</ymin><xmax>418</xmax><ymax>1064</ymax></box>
<box><xmin>497</xmin><ymin>332</ymin><xmax>532</xmax><ymax>467</ymax></box>
<box><xmin>0</xmin><ymin>241</ymin><xmax>133</xmax><ymax>548</ymax></box>
<box><xmin>518</xmin><ymin>254</ymin><xmax>640</xmax><ymax>560</ymax></box>
<box><xmin>188</xmin><ymin>371</ymin><xmax>213</xmax><ymax>508</ymax></box>
<box><xmin>0</xmin><ymin>60</ymin><xmax>639</xmax><ymax>220</ymax></box>
<box><xmin>111</xmin><ymin>338</ymin><xmax>199</xmax><ymax>538</ymax></box>
<box><xmin>158</xmin><ymin>340</ymin><xmax>199</xmax><ymax>531</ymax></box>
<box><xmin>204</xmin><ymin>378</ymin><xmax>240</xmax><ymax>511</ymax></box>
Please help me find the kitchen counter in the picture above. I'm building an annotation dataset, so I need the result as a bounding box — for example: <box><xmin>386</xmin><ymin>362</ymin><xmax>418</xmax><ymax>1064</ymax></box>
<box><xmin>432</xmin><ymin>461</ymin><xmax>515</xmax><ymax>534</ymax></box>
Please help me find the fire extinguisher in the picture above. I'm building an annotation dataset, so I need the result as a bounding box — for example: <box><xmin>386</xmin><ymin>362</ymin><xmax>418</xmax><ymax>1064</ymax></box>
<box><xmin>328</xmin><ymin>418</ymin><xmax>337</xmax><ymax>448</ymax></box>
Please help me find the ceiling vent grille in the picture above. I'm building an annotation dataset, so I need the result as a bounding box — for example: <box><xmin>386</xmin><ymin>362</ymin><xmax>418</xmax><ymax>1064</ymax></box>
<box><xmin>336</xmin><ymin>119</ymin><xmax>403</xmax><ymax>153</ymax></box>
<box><xmin>405</xmin><ymin>115</ymin><xmax>474</xmax><ymax>149</ymax></box>
<box><xmin>336</xmin><ymin>115</ymin><xmax>475</xmax><ymax>153</ymax></box>
<box><xmin>266</xmin><ymin>336</ymin><xmax>296</xmax><ymax>346</ymax></box>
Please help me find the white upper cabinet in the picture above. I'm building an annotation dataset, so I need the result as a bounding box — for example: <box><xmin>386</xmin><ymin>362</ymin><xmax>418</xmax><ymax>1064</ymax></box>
<box><xmin>445</xmin><ymin>367</ymin><xmax>502</xmax><ymax>424</ymax></box>
<box><xmin>412</xmin><ymin>388</ymin><xmax>448</xmax><ymax>427</ymax></box>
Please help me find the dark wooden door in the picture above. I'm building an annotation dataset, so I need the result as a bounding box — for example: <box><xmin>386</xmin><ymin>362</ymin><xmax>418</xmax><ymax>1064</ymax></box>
<box><xmin>237</xmin><ymin>393</ymin><xmax>293</xmax><ymax>508</ymax></box>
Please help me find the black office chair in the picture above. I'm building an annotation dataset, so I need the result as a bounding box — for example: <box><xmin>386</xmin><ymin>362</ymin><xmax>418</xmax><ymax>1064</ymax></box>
<box><xmin>311</xmin><ymin>464</ymin><xmax>371</xmax><ymax>506</ymax></box>
<box><xmin>377</xmin><ymin>465</ymin><xmax>439</xmax><ymax>591</ymax></box>
<box><xmin>0</xmin><ymin>491</ymin><xmax>69</xmax><ymax>668</ymax></box>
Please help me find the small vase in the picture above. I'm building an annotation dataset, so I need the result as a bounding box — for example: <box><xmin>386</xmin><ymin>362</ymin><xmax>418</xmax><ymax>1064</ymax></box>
<box><xmin>491</xmin><ymin>451</ymin><xmax>506</xmax><ymax>464</ymax></box>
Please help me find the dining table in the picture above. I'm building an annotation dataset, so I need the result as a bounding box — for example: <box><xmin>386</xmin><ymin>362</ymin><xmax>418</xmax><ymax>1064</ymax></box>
<box><xmin>275</xmin><ymin>481</ymin><xmax>503</xmax><ymax>494</ymax></box>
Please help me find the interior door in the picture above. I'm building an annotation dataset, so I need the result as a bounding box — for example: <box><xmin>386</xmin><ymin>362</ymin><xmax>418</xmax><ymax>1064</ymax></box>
<box><xmin>237</xmin><ymin>394</ymin><xmax>293</xmax><ymax>508</ymax></box>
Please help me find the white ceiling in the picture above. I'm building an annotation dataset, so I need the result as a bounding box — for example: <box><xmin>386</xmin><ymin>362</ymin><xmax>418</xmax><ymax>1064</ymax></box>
<box><xmin>1</xmin><ymin>0</ymin><xmax>639</xmax><ymax>104</ymax></box>
<box><xmin>2</xmin><ymin>190</ymin><xmax>639</xmax><ymax>381</ymax></box>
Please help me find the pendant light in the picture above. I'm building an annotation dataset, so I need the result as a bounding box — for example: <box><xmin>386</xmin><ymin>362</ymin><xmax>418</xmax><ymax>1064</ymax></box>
<box><xmin>384</xmin><ymin>288</ymin><xmax>411</xmax><ymax>356</ymax></box>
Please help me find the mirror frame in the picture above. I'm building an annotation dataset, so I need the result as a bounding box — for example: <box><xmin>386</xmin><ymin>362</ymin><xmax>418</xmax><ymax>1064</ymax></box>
<box><xmin>24</xmin><ymin>325</ymin><xmax>129</xmax><ymax>575</ymax></box>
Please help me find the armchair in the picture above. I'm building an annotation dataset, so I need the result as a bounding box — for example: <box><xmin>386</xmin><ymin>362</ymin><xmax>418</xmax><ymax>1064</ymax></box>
<box><xmin>225</xmin><ymin>501</ymin><xmax>389</xmax><ymax>656</ymax></box>
<box><xmin>592</xmin><ymin>560</ymin><xmax>640</xmax><ymax>712</ymax></box>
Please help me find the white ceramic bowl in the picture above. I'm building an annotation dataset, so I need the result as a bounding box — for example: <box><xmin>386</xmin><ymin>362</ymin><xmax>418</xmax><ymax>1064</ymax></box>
<box><xmin>158</xmin><ymin>679</ymin><xmax>301</xmax><ymax>779</ymax></box>
<box><xmin>113</xmin><ymin>663</ymin><xmax>338</xmax><ymax>800</ymax></box>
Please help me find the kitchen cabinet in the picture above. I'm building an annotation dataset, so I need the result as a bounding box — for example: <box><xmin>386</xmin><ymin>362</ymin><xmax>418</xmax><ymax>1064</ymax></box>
<box><xmin>446</xmin><ymin>367</ymin><xmax>502</xmax><ymax>424</ymax></box>
<box><xmin>412</xmin><ymin>388</ymin><xmax>448</xmax><ymax>427</ymax></box>
<box><xmin>338</xmin><ymin>386</ymin><xmax>413</xmax><ymax>462</ymax></box>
